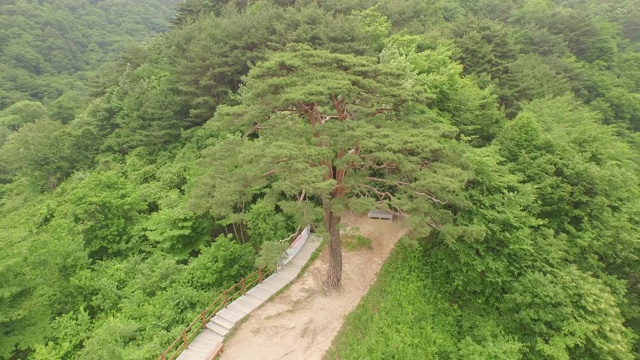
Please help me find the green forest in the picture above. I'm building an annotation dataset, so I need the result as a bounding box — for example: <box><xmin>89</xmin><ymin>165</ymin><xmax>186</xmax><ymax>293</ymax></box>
<box><xmin>0</xmin><ymin>0</ymin><xmax>178</xmax><ymax>120</ymax></box>
<box><xmin>1</xmin><ymin>0</ymin><xmax>639</xmax><ymax>359</ymax></box>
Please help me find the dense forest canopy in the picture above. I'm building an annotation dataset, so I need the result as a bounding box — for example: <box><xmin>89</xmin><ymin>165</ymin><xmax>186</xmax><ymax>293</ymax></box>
<box><xmin>0</xmin><ymin>0</ymin><xmax>179</xmax><ymax>116</ymax></box>
<box><xmin>0</xmin><ymin>0</ymin><xmax>639</xmax><ymax>359</ymax></box>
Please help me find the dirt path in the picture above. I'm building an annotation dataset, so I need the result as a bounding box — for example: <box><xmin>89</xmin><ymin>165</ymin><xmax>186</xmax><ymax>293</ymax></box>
<box><xmin>220</xmin><ymin>213</ymin><xmax>408</xmax><ymax>360</ymax></box>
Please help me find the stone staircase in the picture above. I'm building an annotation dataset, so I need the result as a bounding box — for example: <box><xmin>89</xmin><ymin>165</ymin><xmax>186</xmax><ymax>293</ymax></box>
<box><xmin>176</xmin><ymin>235</ymin><xmax>322</xmax><ymax>360</ymax></box>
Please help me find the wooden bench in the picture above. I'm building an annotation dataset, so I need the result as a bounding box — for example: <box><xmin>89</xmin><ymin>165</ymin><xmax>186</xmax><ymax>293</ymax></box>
<box><xmin>368</xmin><ymin>209</ymin><xmax>393</xmax><ymax>220</ymax></box>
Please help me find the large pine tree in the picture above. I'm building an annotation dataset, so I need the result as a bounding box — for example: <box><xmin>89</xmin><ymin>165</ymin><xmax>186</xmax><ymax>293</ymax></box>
<box><xmin>191</xmin><ymin>44</ymin><xmax>471</xmax><ymax>290</ymax></box>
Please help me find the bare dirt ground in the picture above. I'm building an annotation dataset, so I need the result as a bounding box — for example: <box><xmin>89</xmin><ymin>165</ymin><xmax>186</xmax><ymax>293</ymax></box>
<box><xmin>220</xmin><ymin>213</ymin><xmax>408</xmax><ymax>360</ymax></box>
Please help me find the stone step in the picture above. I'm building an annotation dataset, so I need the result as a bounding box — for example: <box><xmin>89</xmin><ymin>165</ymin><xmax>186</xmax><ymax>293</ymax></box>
<box><xmin>245</xmin><ymin>286</ymin><xmax>266</xmax><ymax>301</ymax></box>
<box><xmin>281</xmin><ymin>262</ymin><xmax>302</xmax><ymax>269</ymax></box>
<box><xmin>281</xmin><ymin>264</ymin><xmax>302</xmax><ymax>271</ymax></box>
<box><xmin>244</xmin><ymin>293</ymin><xmax>266</xmax><ymax>304</ymax></box>
<box><xmin>211</xmin><ymin>315</ymin><xmax>235</xmax><ymax>330</ymax></box>
<box><xmin>237</xmin><ymin>294</ymin><xmax>262</xmax><ymax>306</ymax></box>
<box><xmin>247</xmin><ymin>287</ymin><xmax>276</xmax><ymax>300</ymax></box>
<box><xmin>176</xmin><ymin>234</ymin><xmax>323</xmax><ymax>360</ymax></box>
<box><xmin>289</xmin><ymin>259</ymin><xmax>307</xmax><ymax>266</ymax></box>
<box><xmin>217</xmin><ymin>308</ymin><xmax>244</xmax><ymax>323</ymax></box>
<box><xmin>176</xmin><ymin>329</ymin><xmax>223</xmax><ymax>360</ymax></box>
<box><xmin>277</xmin><ymin>269</ymin><xmax>300</xmax><ymax>278</ymax></box>
<box><xmin>206</xmin><ymin>321</ymin><xmax>230</xmax><ymax>337</ymax></box>
<box><xmin>189</xmin><ymin>329</ymin><xmax>224</xmax><ymax>346</ymax></box>
<box><xmin>234</xmin><ymin>298</ymin><xmax>260</xmax><ymax>310</ymax></box>
<box><xmin>230</xmin><ymin>299</ymin><xmax>258</xmax><ymax>313</ymax></box>
<box><xmin>226</xmin><ymin>302</ymin><xmax>252</xmax><ymax>315</ymax></box>
<box><xmin>179</xmin><ymin>348</ymin><xmax>209</xmax><ymax>360</ymax></box>
<box><xmin>257</xmin><ymin>282</ymin><xmax>283</xmax><ymax>294</ymax></box>
<box><xmin>262</xmin><ymin>277</ymin><xmax>289</xmax><ymax>288</ymax></box>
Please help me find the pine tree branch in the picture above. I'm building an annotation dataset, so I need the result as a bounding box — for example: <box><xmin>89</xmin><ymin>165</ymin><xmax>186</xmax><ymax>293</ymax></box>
<box><xmin>415</xmin><ymin>192</ymin><xmax>448</xmax><ymax>205</ymax></box>
<box><xmin>426</xmin><ymin>220</ymin><xmax>443</xmax><ymax>229</ymax></box>
<box><xmin>371</xmin><ymin>101</ymin><xmax>406</xmax><ymax>117</ymax></box>
<box><xmin>243</xmin><ymin>124</ymin><xmax>263</xmax><ymax>138</ymax></box>
<box><xmin>273</xmin><ymin>105</ymin><xmax>305</xmax><ymax>113</ymax></box>
<box><xmin>366</xmin><ymin>177</ymin><xmax>408</xmax><ymax>185</ymax></box>
<box><xmin>360</xmin><ymin>184</ymin><xmax>395</xmax><ymax>200</ymax></box>
<box><xmin>331</xmin><ymin>95</ymin><xmax>350</xmax><ymax>121</ymax></box>
<box><xmin>320</xmin><ymin>115</ymin><xmax>339</xmax><ymax>124</ymax></box>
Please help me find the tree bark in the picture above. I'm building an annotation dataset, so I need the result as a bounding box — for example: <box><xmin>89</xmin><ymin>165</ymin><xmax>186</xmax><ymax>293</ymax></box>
<box><xmin>322</xmin><ymin>198</ymin><xmax>342</xmax><ymax>291</ymax></box>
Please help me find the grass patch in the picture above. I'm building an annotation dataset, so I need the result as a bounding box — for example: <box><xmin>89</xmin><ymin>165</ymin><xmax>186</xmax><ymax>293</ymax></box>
<box><xmin>325</xmin><ymin>240</ymin><xmax>524</xmax><ymax>360</ymax></box>
<box><xmin>342</xmin><ymin>234</ymin><xmax>372</xmax><ymax>250</ymax></box>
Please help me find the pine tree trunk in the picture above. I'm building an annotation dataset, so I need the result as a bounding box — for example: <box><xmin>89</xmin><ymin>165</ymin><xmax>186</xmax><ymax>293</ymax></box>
<box><xmin>322</xmin><ymin>199</ymin><xmax>342</xmax><ymax>291</ymax></box>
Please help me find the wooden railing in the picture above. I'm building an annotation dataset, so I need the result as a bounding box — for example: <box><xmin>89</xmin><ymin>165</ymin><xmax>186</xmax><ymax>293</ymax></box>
<box><xmin>159</xmin><ymin>268</ymin><xmax>267</xmax><ymax>360</ymax></box>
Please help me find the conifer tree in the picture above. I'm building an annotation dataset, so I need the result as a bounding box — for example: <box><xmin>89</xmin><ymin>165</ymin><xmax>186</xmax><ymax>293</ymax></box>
<box><xmin>192</xmin><ymin>44</ymin><xmax>470</xmax><ymax>290</ymax></box>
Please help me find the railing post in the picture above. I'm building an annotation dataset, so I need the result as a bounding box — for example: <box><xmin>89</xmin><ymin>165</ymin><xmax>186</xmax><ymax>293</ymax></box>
<box><xmin>201</xmin><ymin>310</ymin><xmax>207</xmax><ymax>329</ymax></box>
<box><xmin>241</xmin><ymin>277</ymin><xmax>246</xmax><ymax>294</ymax></box>
<box><xmin>161</xmin><ymin>352</ymin><xmax>166</xmax><ymax>360</ymax></box>
<box><xmin>182</xmin><ymin>330</ymin><xmax>188</xmax><ymax>349</ymax></box>
<box><xmin>259</xmin><ymin>268</ymin><xmax>263</xmax><ymax>283</ymax></box>
<box><xmin>223</xmin><ymin>290</ymin><xmax>227</xmax><ymax>307</ymax></box>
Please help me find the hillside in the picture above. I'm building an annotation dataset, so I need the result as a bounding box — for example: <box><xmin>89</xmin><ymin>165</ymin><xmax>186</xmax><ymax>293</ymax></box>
<box><xmin>0</xmin><ymin>0</ymin><xmax>639</xmax><ymax>359</ymax></box>
<box><xmin>0</xmin><ymin>0</ymin><xmax>179</xmax><ymax>124</ymax></box>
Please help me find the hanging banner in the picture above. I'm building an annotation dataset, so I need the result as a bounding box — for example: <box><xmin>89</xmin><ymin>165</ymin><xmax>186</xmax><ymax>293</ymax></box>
<box><xmin>277</xmin><ymin>225</ymin><xmax>311</xmax><ymax>271</ymax></box>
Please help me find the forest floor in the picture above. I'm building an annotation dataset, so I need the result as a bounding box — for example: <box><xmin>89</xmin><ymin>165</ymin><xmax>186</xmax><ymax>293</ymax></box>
<box><xmin>219</xmin><ymin>213</ymin><xmax>408</xmax><ymax>360</ymax></box>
